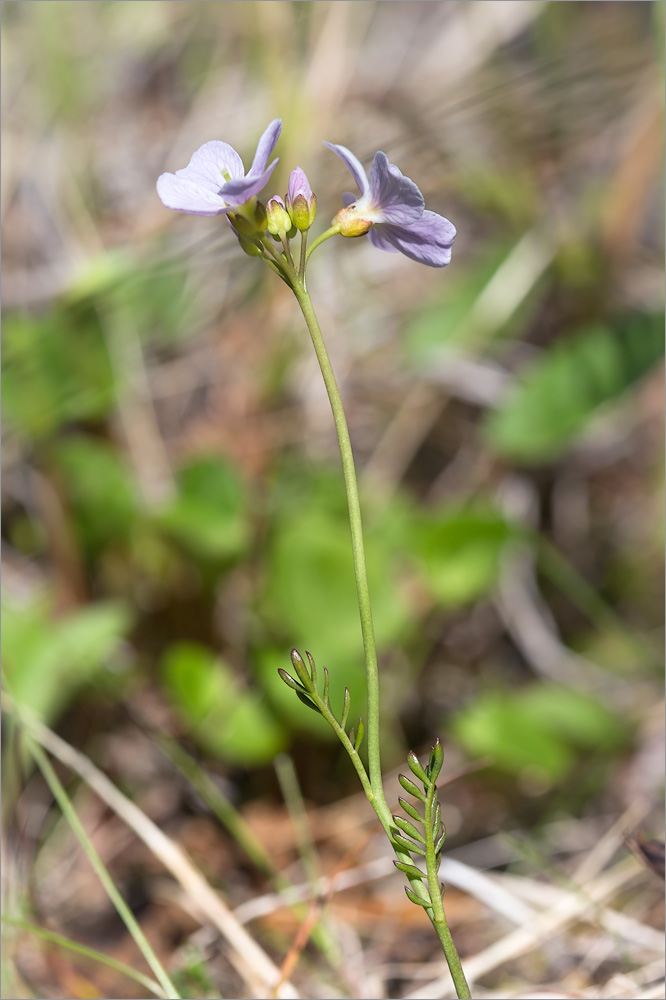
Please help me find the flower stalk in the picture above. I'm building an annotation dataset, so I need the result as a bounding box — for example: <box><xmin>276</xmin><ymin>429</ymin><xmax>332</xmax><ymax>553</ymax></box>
<box><xmin>292</xmin><ymin>281</ymin><xmax>390</xmax><ymax>819</ymax></box>
<box><xmin>157</xmin><ymin>121</ymin><xmax>469</xmax><ymax>999</ymax></box>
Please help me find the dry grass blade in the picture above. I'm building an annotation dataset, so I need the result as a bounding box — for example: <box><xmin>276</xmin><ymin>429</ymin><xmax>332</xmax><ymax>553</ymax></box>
<box><xmin>16</xmin><ymin>706</ymin><xmax>300</xmax><ymax>1000</ymax></box>
<box><xmin>405</xmin><ymin>857</ymin><xmax>643</xmax><ymax>1000</ymax></box>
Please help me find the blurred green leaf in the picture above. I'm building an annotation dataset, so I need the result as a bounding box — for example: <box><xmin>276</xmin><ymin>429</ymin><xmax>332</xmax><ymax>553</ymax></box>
<box><xmin>404</xmin><ymin>240</ymin><xmax>542</xmax><ymax>364</ymax></box>
<box><xmin>414</xmin><ymin>504</ymin><xmax>514</xmax><ymax>606</ymax></box>
<box><xmin>2</xmin><ymin>597</ymin><xmax>131</xmax><ymax>725</ymax></box>
<box><xmin>486</xmin><ymin>312</ymin><xmax>664</xmax><ymax>463</ymax></box>
<box><xmin>262</xmin><ymin>504</ymin><xmax>410</xmax><ymax>666</ymax></box>
<box><xmin>50</xmin><ymin>435</ymin><xmax>138</xmax><ymax>553</ymax></box>
<box><xmin>161</xmin><ymin>642</ymin><xmax>285</xmax><ymax>765</ymax></box>
<box><xmin>452</xmin><ymin>684</ymin><xmax>627</xmax><ymax>782</ymax></box>
<box><xmin>157</xmin><ymin>456</ymin><xmax>250</xmax><ymax>562</ymax></box>
<box><xmin>2</xmin><ymin>308</ymin><xmax>115</xmax><ymax>441</ymax></box>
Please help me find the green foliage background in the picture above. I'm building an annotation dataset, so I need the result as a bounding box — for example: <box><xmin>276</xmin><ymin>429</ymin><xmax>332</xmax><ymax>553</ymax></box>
<box><xmin>2</xmin><ymin>0</ymin><xmax>663</xmax><ymax>833</ymax></box>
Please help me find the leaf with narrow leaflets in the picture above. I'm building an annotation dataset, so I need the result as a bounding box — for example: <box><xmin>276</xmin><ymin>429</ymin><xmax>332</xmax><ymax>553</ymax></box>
<box><xmin>354</xmin><ymin>718</ymin><xmax>364</xmax><ymax>751</ymax></box>
<box><xmin>296</xmin><ymin>689</ymin><xmax>321</xmax><ymax>713</ymax></box>
<box><xmin>290</xmin><ymin>648</ymin><xmax>314</xmax><ymax>691</ymax></box>
<box><xmin>398</xmin><ymin>774</ymin><xmax>427</xmax><ymax>801</ymax></box>
<box><xmin>278</xmin><ymin>668</ymin><xmax>305</xmax><ymax>693</ymax></box>
<box><xmin>427</xmin><ymin>737</ymin><xmax>444</xmax><ymax>781</ymax></box>
<box><xmin>393</xmin><ymin>834</ymin><xmax>426</xmax><ymax>856</ymax></box>
<box><xmin>398</xmin><ymin>797</ymin><xmax>424</xmax><ymax>824</ymax></box>
<box><xmin>404</xmin><ymin>885</ymin><xmax>433</xmax><ymax>908</ymax></box>
<box><xmin>407</xmin><ymin>751</ymin><xmax>429</xmax><ymax>785</ymax></box>
<box><xmin>394</xmin><ymin>860</ymin><xmax>426</xmax><ymax>879</ymax></box>
<box><xmin>305</xmin><ymin>650</ymin><xmax>317</xmax><ymax>685</ymax></box>
<box><xmin>393</xmin><ymin>815</ymin><xmax>426</xmax><ymax>844</ymax></box>
<box><xmin>341</xmin><ymin>687</ymin><xmax>351</xmax><ymax>729</ymax></box>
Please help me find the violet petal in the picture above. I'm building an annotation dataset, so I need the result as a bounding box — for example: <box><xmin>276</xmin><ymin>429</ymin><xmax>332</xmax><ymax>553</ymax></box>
<box><xmin>248</xmin><ymin>118</ymin><xmax>282</xmax><ymax>175</ymax></box>
<box><xmin>323</xmin><ymin>142</ymin><xmax>370</xmax><ymax>197</ymax></box>
<box><xmin>220</xmin><ymin>160</ymin><xmax>280</xmax><ymax>206</ymax></box>
<box><xmin>156</xmin><ymin>173</ymin><xmax>229</xmax><ymax>216</ymax></box>
<box><xmin>368</xmin><ymin>211</ymin><xmax>456</xmax><ymax>267</ymax></box>
<box><xmin>177</xmin><ymin>140</ymin><xmax>245</xmax><ymax>191</ymax></box>
<box><xmin>368</xmin><ymin>152</ymin><xmax>424</xmax><ymax>225</ymax></box>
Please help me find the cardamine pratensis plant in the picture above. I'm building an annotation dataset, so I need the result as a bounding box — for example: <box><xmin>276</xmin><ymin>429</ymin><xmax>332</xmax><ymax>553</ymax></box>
<box><xmin>158</xmin><ymin>119</ymin><xmax>470</xmax><ymax>998</ymax></box>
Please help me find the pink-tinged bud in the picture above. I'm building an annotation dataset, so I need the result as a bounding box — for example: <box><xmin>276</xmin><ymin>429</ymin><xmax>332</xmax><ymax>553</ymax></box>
<box><xmin>266</xmin><ymin>195</ymin><xmax>293</xmax><ymax>236</ymax></box>
<box><xmin>333</xmin><ymin>205</ymin><xmax>373</xmax><ymax>238</ymax></box>
<box><xmin>286</xmin><ymin>167</ymin><xmax>317</xmax><ymax>231</ymax></box>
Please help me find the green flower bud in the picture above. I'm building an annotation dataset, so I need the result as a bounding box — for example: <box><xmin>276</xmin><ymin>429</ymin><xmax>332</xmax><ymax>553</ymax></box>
<box><xmin>266</xmin><ymin>196</ymin><xmax>293</xmax><ymax>237</ymax></box>
<box><xmin>236</xmin><ymin>234</ymin><xmax>264</xmax><ymax>257</ymax></box>
<box><xmin>228</xmin><ymin>197</ymin><xmax>267</xmax><ymax>236</ymax></box>
<box><xmin>286</xmin><ymin>167</ymin><xmax>317</xmax><ymax>232</ymax></box>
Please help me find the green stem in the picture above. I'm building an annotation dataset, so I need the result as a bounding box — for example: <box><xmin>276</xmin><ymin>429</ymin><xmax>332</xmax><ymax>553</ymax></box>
<box><xmin>432</xmin><ymin>919</ymin><xmax>472</xmax><ymax>999</ymax></box>
<box><xmin>424</xmin><ymin>789</ymin><xmax>471</xmax><ymax>999</ymax></box>
<box><xmin>291</xmin><ymin>279</ymin><xmax>472</xmax><ymax>999</ymax></box>
<box><xmin>292</xmin><ymin>283</ymin><xmax>390</xmax><ymax>828</ymax></box>
<box><xmin>298</xmin><ymin>230</ymin><xmax>308</xmax><ymax>283</ymax></box>
<box><xmin>305</xmin><ymin>225</ymin><xmax>340</xmax><ymax>264</ymax></box>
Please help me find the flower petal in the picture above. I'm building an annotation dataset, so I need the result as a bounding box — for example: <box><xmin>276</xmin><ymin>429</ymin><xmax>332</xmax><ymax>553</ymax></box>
<box><xmin>368</xmin><ymin>211</ymin><xmax>456</xmax><ymax>267</ymax></box>
<box><xmin>220</xmin><ymin>159</ymin><xmax>280</xmax><ymax>206</ymax></box>
<box><xmin>248</xmin><ymin>118</ymin><xmax>282</xmax><ymax>175</ymax></box>
<box><xmin>156</xmin><ymin>173</ymin><xmax>229</xmax><ymax>215</ymax></box>
<box><xmin>323</xmin><ymin>142</ymin><xmax>370</xmax><ymax>197</ymax></box>
<box><xmin>368</xmin><ymin>152</ymin><xmax>424</xmax><ymax>225</ymax></box>
<box><xmin>177</xmin><ymin>140</ymin><xmax>244</xmax><ymax>192</ymax></box>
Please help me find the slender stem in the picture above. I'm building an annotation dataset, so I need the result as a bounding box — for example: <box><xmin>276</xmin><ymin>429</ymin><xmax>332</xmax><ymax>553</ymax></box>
<box><xmin>292</xmin><ymin>284</ymin><xmax>391</xmax><ymax>827</ymax></box>
<box><xmin>291</xmin><ymin>278</ymin><xmax>472</xmax><ymax>999</ymax></box>
<box><xmin>432</xmin><ymin>919</ymin><xmax>472</xmax><ymax>999</ymax></box>
<box><xmin>298</xmin><ymin>230</ymin><xmax>308</xmax><ymax>283</ymax></box>
<box><xmin>305</xmin><ymin>225</ymin><xmax>340</xmax><ymax>263</ymax></box>
<box><xmin>280</xmin><ymin>234</ymin><xmax>295</xmax><ymax>270</ymax></box>
<box><xmin>424</xmin><ymin>787</ymin><xmax>471</xmax><ymax>999</ymax></box>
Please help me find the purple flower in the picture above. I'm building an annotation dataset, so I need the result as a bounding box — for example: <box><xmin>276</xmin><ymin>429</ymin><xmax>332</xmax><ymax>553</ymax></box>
<box><xmin>157</xmin><ymin>119</ymin><xmax>282</xmax><ymax>217</ymax></box>
<box><xmin>323</xmin><ymin>143</ymin><xmax>455</xmax><ymax>267</ymax></box>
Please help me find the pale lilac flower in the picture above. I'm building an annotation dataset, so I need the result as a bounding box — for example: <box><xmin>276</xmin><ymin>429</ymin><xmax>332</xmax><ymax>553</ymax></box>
<box><xmin>157</xmin><ymin>119</ymin><xmax>282</xmax><ymax>216</ymax></box>
<box><xmin>286</xmin><ymin>167</ymin><xmax>317</xmax><ymax>231</ymax></box>
<box><xmin>323</xmin><ymin>143</ymin><xmax>456</xmax><ymax>267</ymax></box>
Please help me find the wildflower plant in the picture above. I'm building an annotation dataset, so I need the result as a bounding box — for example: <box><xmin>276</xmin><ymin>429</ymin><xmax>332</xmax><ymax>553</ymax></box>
<box><xmin>158</xmin><ymin>119</ymin><xmax>469</xmax><ymax>998</ymax></box>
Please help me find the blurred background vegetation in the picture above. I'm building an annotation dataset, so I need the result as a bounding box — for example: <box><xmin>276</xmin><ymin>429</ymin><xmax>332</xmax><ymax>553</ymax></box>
<box><xmin>2</xmin><ymin>2</ymin><xmax>664</xmax><ymax>998</ymax></box>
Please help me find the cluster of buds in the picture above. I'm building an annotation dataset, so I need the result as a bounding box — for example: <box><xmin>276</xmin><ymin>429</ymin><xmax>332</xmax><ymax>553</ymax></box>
<box><xmin>265</xmin><ymin>167</ymin><xmax>317</xmax><ymax>241</ymax></box>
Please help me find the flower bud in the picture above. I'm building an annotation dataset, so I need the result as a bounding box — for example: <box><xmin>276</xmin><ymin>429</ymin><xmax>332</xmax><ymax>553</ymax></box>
<box><xmin>333</xmin><ymin>204</ymin><xmax>373</xmax><ymax>238</ymax></box>
<box><xmin>235</xmin><ymin>233</ymin><xmax>264</xmax><ymax>257</ymax></box>
<box><xmin>286</xmin><ymin>167</ymin><xmax>317</xmax><ymax>232</ymax></box>
<box><xmin>228</xmin><ymin>198</ymin><xmax>267</xmax><ymax>236</ymax></box>
<box><xmin>265</xmin><ymin>195</ymin><xmax>293</xmax><ymax>237</ymax></box>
